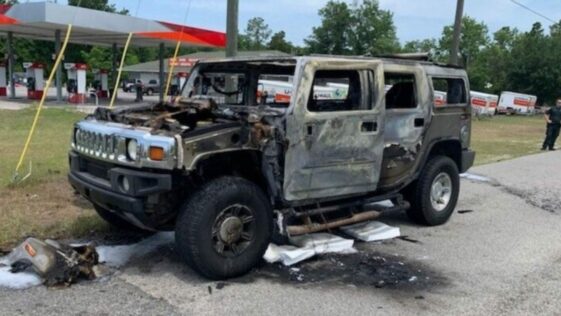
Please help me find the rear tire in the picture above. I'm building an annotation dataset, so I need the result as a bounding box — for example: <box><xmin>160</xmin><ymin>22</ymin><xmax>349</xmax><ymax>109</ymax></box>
<box><xmin>175</xmin><ymin>176</ymin><xmax>272</xmax><ymax>280</ymax></box>
<box><xmin>405</xmin><ymin>156</ymin><xmax>459</xmax><ymax>226</ymax></box>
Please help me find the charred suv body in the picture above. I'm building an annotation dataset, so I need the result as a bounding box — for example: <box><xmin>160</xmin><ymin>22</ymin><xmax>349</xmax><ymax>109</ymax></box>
<box><xmin>68</xmin><ymin>55</ymin><xmax>475</xmax><ymax>279</ymax></box>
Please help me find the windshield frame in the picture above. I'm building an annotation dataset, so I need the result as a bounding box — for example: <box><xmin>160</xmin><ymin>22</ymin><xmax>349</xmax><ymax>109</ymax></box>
<box><xmin>180</xmin><ymin>59</ymin><xmax>298</xmax><ymax>108</ymax></box>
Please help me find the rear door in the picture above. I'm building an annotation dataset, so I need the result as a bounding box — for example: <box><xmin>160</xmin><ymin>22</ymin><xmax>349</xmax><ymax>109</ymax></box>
<box><xmin>283</xmin><ymin>59</ymin><xmax>385</xmax><ymax>201</ymax></box>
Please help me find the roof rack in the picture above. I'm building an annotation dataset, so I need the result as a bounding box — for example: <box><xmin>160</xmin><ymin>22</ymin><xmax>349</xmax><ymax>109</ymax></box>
<box><xmin>310</xmin><ymin>52</ymin><xmax>432</xmax><ymax>62</ymax></box>
<box><xmin>377</xmin><ymin>52</ymin><xmax>431</xmax><ymax>61</ymax></box>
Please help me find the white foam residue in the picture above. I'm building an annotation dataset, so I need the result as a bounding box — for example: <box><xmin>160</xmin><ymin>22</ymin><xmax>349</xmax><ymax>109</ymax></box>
<box><xmin>96</xmin><ymin>232</ymin><xmax>174</xmax><ymax>267</ymax></box>
<box><xmin>341</xmin><ymin>221</ymin><xmax>400</xmax><ymax>242</ymax></box>
<box><xmin>0</xmin><ymin>265</ymin><xmax>42</xmax><ymax>290</ymax></box>
<box><xmin>460</xmin><ymin>173</ymin><xmax>491</xmax><ymax>182</ymax></box>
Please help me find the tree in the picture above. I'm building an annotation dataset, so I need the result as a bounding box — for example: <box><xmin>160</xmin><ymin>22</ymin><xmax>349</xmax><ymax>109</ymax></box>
<box><xmin>475</xmin><ymin>27</ymin><xmax>519</xmax><ymax>94</ymax></box>
<box><xmin>304</xmin><ymin>1</ymin><xmax>352</xmax><ymax>54</ymax></box>
<box><xmin>402</xmin><ymin>39</ymin><xmax>438</xmax><ymax>53</ymax></box>
<box><xmin>68</xmin><ymin>0</ymin><xmax>129</xmax><ymax>14</ymax></box>
<box><xmin>305</xmin><ymin>0</ymin><xmax>398</xmax><ymax>55</ymax></box>
<box><xmin>80</xmin><ymin>46</ymin><xmax>112</xmax><ymax>70</ymax></box>
<box><xmin>348</xmin><ymin>0</ymin><xmax>400</xmax><ymax>55</ymax></box>
<box><xmin>439</xmin><ymin>16</ymin><xmax>489</xmax><ymax>61</ymax></box>
<box><xmin>438</xmin><ymin>17</ymin><xmax>490</xmax><ymax>90</ymax></box>
<box><xmin>507</xmin><ymin>23</ymin><xmax>559</xmax><ymax>104</ymax></box>
<box><xmin>267</xmin><ymin>31</ymin><xmax>293</xmax><ymax>53</ymax></box>
<box><xmin>244</xmin><ymin>17</ymin><xmax>272</xmax><ymax>50</ymax></box>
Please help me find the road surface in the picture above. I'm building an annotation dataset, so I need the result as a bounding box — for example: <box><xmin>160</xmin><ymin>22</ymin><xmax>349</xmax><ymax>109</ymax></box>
<box><xmin>1</xmin><ymin>151</ymin><xmax>560</xmax><ymax>316</ymax></box>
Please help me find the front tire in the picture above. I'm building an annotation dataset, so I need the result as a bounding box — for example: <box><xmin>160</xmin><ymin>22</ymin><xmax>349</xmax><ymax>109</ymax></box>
<box><xmin>405</xmin><ymin>156</ymin><xmax>460</xmax><ymax>226</ymax></box>
<box><xmin>175</xmin><ymin>176</ymin><xmax>272</xmax><ymax>280</ymax></box>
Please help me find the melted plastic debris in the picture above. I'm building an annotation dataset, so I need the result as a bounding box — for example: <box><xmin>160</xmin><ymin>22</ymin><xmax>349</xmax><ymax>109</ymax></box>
<box><xmin>460</xmin><ymin>173</ymin><xmax>491</xmax><ymax>182</ymax></box>
<box><xmin>341</xmin><ymin>221</ymin><xmax>401</xmax><ymax>242</ymax></box>
<box><xmin>96</xmin><ymin>232</ymin><xmax>174</xmax><ymax>267</ymax></box>
<box><xmin>263</xmin><ymin>244</ymin><xmax>316</xmax><ymax>266</ymax></box>
<box><xmin>264</xmin><ymin>233</ymin><xmax>355</xmax><ymax>266</ymax></box>
<box><xmin>370</xmin><ymin>200</ymin><xmax>394</xmax><ymax>208</ymax></box>
<box><xmin>289</xmin><ymin>233</ymin><xmax>354</xmax><ymax>253</ymax></box>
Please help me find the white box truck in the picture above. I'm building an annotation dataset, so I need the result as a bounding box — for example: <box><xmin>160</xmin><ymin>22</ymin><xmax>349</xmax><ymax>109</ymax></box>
<box><xmin>497</xmin><ymin>91</ymin><xmax>537</xmax><ymax>115</ymax></box>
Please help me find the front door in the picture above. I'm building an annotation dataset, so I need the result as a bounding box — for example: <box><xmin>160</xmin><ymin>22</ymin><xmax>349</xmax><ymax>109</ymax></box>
<box><xmin>283</xmin><ymin>59</ymin><xmax>385</xmax><ymax>201</ymax></box>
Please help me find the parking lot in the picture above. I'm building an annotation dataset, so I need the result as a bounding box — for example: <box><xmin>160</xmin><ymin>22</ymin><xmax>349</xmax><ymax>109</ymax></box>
<box><xmin>1</xmin><ymin>151</ymin><xmax>559</xmax><ymax>316</ymax></box>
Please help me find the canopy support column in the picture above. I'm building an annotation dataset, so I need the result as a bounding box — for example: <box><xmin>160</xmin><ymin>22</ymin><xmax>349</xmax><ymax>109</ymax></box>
<box><xmin>7</xmin><ymin>31</ymin><xmax>15</xmax><ymax>99</ymax></box>
<box><xmin>55</xmin><ymin>29</ymin><xmax>62</xmax><ymax>102</ymax></box>
<box><xmin>112</xmin><ymin>43</ymin><xmax>117</xmax><ymax>100</ymax></box>
<box><xmin>159</xmin><ymin>42</ymin><xmax>164</xmax><ymax>102</ymax></box>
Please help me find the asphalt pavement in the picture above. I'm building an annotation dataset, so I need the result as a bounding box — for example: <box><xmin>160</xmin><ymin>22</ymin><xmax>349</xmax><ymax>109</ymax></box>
<box><xmin>1</xmin><ymin>151</ymin><xmax>560</xmax><ymax>316</ymax></box>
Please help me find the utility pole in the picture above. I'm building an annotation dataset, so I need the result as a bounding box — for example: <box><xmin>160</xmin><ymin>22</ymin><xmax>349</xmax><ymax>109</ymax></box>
<box><xmin>226</xmin><ymin>0</ymin><xmax>238</xmax><ymax>57</ymax></box>
<box><xmin>449</xmin><ymin>0</ymin><xmax>464</xmax><ymax>66</ymax></box>
<box><xmin>225</xmin><ymin>0</ymin><xmax>238</xmax><ymax>103</ymax></box>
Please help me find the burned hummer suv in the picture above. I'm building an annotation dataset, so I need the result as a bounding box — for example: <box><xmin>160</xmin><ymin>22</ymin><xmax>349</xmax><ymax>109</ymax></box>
<box><xmin>68</xmin><ymin>55</ymin><xmax>475</xmax><ymax>279</ymax></box>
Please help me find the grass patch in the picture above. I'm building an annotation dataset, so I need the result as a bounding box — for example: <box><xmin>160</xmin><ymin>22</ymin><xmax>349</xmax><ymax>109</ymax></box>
<box><xmin>0</xmin><ymin>107</ymin><xmax>85</xmax><ymax>186</ymax></box>
<box><xmin>0</xmin><ymin>108</ymin><xmax>108</xmax><ymax>249</ymax></box>
<box><xmin>471</xmin><ymin>115</ymin><xmax>546</xmax><ymax>165</ymax></box>
<box><xmin>0</xmin><ymin>177</ymin><xmax>109</xmax><ymax>249</ymax></box>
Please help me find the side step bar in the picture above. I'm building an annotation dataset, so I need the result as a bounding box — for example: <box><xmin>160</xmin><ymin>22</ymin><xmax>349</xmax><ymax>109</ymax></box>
<box><xmin>286</xmin><ymin>195</ymin><xmax>410</xmax><ymax>236</ymax></box>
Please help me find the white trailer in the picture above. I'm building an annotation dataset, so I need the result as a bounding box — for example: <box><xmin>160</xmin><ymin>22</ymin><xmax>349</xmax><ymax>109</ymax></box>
<box><xmin>257</xmin><ymin>79</ymin><xmax>348</xmax><ymax>104</ymax></box>
<box><xmin>470</xmin><ymin>91</ymin><xmax>499</xmax><ymax>116</ymax></box>
<box><xmin>434</xmin><ymin>90</ymin><xmax>447</xmax><ymax>107</ymax></box>
<box><xmin>497</xmin><ymin>91</ymin><xmax>537</xmax><ymax>115</ymax></box>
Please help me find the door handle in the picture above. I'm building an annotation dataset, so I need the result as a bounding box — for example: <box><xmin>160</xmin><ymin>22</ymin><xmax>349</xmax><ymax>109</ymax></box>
<box><xmin>306</xmin><ymin>124</ymin><xmax>314</xmax><ymax>136</ymax></box>
<box><xmin>414</xmin><ymin>118</ymin><xmax>424</xmax><ymax>127</ymax></box>
<box><xmin>361</xmin><ymin>121</ymin><xmax>378</xmax><ymax>132</ymax></box>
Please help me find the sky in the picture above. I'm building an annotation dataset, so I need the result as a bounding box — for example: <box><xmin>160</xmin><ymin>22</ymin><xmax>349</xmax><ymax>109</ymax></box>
<box><xmin>59</xmin><ymin>0</ymin><xmax>561</xmax><ymax>45</ymax></box>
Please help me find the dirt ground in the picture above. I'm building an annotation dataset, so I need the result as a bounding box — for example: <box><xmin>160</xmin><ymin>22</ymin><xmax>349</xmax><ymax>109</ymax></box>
<box><xmin>0</xmin><ymin>178</ymin><xmax>107</xmax><ymax>249</ymax></box>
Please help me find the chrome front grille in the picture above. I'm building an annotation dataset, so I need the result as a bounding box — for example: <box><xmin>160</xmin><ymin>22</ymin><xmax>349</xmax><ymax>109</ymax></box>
<box><xmin>71</xmin><ymin>120</ymin><xmax>179</xmax><ymax>170</ymax></box>
<box><xmin>75</xmin><ymin>129</ymin><xmax>123</xmax><ymax>160</ymax></box>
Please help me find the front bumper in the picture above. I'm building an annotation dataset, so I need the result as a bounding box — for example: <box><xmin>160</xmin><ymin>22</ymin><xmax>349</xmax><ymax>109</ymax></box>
<box><xmin>68</xmin><ymin>151</ymin><xmax>173</xmax><ymax>228</ymax></box>
<box><xmin>460</xmin><ymin>149</ymin><xmax>476</xmax><ymax>173</ymax></box>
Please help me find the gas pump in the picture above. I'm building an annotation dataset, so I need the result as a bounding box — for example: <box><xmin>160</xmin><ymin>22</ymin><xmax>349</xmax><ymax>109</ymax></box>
<box><xmin>65</xmin><ymin>63</ymin><xmax>87</xmax><ymax>104</ymax></box>
<box><xmin>93</xmin><ymin>69</ymin><xmax>109</xmax><ymax>98</ymax></box>
<box><xmin>23</xmin><ymin>62</ymin><xmax>45</xmax><ymax>100</ymax></box>
<box><xmin>0</xmin><ymin>61</ymin><xmax>6</xmax><ymax>96</ymax></box>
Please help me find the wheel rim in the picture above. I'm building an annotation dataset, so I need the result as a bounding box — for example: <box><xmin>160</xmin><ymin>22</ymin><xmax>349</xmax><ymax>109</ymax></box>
<box><xmin>430</xmin><ymin>172</ymin><xmax>453</xmax><ymax>212</ymax></box>
<box><xmin>211</xmin><ymin>204</ymin><xmax>255</xmax><ymax>257</ymax></box>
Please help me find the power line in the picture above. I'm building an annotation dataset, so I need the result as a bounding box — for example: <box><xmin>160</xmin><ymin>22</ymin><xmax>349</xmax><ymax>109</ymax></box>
<box><xmin>509</xmin><ymin>0</ymin><xmax>557</xmax><ymax>24</ymax></box>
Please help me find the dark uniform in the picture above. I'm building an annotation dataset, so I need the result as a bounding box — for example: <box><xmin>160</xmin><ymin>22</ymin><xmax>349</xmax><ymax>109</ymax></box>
<box><xmin>542</xmin><ymin>105</ymin><xmax>561</xmax><ymax>150</ymax></box>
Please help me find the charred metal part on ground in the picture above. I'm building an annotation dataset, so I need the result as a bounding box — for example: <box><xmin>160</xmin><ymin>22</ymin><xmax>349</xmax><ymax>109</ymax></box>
<box><xmin>1</xmin><ymin>238</ymin><xmax>100</xmax><ymax>287</ymax></box>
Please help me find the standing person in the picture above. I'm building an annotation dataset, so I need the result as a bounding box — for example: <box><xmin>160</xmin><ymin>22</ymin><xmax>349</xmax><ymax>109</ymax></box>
<box><xmin>542</xmin><ymin>98</ymin><xmax>561</xmax><ymax>151</ymax></box>
<box><xmin>135</xmin><ymin>79</ymin><xmax>144</xmax><ymax>102</ymax></box>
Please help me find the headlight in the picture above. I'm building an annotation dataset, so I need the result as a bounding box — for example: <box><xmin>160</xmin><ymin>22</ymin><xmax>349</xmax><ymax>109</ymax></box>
<box><xmin>73</xmin><ymin>129</ymin><xmax>79</xmax><ymax>146</ymax></box>
<box><xmin>126</xmin><ymin>139</ymin><xmax>138</xmax><ymax>161</ymax></box>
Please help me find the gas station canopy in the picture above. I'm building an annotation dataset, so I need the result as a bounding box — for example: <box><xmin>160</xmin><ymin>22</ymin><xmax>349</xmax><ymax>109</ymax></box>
<box><xmin>0</xmin><ymin>2</ymin><xmax>226</xmax><ymax>48</ymax></box>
